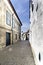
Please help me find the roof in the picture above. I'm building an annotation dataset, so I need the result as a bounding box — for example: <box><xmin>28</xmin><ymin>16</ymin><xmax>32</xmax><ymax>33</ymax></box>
<box><xmin>22</xmin><ymin>30</ymin><xmax>29</xmax><ymax>35</ymax></box>
<box><xmin>8</xmin><ymin>0</ymin><xmax>22</xmax><ymax>26</ymax></box>
<box><xmin>27</xmin><ymin>30</ymin><xmax>29</xmax><ymax>33</ymax></box>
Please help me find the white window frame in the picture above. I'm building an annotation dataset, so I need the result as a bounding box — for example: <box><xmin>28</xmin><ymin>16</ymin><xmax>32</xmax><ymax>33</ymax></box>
<box><xmin>12</xmin><ymin>17</ymin><xmax>15</xmax><ymax>28</ymax></box>
<box><xmin>6</xmin><ymin>11</ymin><xmax>11</xmax><ymax>26</ymax></box>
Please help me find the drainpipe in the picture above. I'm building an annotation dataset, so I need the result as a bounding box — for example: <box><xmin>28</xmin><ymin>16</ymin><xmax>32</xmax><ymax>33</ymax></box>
<box><xmin>12</xmin><ymin>14</ymin><xmax>14</xmax><ymax>45</ymax></box>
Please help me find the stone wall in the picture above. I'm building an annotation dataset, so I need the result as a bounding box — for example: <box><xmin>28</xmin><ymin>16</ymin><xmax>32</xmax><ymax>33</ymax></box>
<box><xmin>0</xmin><ymin>0</ymin><xmax>21</xmax><ymax>48</ymax></box>
<box><xmin>0</xmin><ymin>28</ymin><xmax>6</xmax><ymax>48</ymax></box>
<box><xmin>0</xmin><ymin>27</ymin><xmax>12</xmax><ymax>48</ymax></box>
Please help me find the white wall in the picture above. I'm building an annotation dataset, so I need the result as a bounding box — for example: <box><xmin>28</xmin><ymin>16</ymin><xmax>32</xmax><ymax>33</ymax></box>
<box><xmin>29</xmin><ymin>0</ymin><xmax>43</xmax><ymax>65</ymax></box>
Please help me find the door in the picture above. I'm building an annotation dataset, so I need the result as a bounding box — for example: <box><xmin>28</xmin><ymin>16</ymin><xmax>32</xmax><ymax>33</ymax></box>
<box><xmin>6</xmin><ymin>32</ymin><xmax>10</xmax><ymax>46</ymax></box>
<box><xmin>15</xmin><ymin>34</ymin><xmax>17</xmax><ymax>40</ymax></box>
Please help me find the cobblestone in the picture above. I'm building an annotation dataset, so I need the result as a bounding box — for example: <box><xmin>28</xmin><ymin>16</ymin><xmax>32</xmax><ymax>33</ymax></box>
<box><xmin>0</xmin><ymin>41</ymin><xmax>35</xmax><ymax>65</ymax></box>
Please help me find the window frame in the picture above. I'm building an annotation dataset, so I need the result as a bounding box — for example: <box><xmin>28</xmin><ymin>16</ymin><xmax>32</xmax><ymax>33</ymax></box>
<box><xmin>12</xmin><ymin>17</ymin><xmax>15</xmax><ymax>28</ymax></box>
<box><xmin>6</xmin><ymin>11</ymin><xmax>11</xmax><ymax>26</ymax></box>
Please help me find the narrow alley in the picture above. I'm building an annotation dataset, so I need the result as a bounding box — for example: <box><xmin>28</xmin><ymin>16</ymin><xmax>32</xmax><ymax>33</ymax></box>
<box><xmin>0</xmin><ymin>41</ymin><xmax>35</xmax><ymax>65</ymax></box>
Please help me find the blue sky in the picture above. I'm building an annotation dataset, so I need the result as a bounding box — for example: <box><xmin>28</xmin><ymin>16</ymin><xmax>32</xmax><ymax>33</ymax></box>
<box><xmin>11</xmin><ymin>0</ymin><xmax>30</xmax><ymax>32</ymax></box>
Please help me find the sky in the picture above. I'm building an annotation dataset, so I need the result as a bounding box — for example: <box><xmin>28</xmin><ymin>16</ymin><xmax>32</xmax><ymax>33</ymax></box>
<box><xmin>11</xmin><ymin>0</ymin><xmax>30</xmax><ymax>32</ymax></box>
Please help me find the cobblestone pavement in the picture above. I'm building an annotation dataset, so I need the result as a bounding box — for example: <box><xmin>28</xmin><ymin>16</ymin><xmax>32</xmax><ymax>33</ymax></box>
<box><xmin>0</xmin><ymin>41</ymin><xmax>35</xmax><ymax>65</ymax></box>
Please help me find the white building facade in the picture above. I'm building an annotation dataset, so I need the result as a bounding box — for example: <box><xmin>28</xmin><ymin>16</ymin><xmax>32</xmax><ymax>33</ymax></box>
<box><xmin>29</xmin><ymin>0</ymin><xmax>43</xmax><ymax>65</ymax></box>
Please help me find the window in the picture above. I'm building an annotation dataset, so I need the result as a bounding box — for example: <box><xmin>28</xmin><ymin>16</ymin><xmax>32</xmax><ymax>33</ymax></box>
<box><xmin>6</xmin><ymin>11</ymin><xmax>11</xmax><ymax>25</ymax></box>
<box><xmin>15</xmin><ymin>34</ymin><xmax>17</xmax><ymax>40</ymax></box>
<box><xmin>12</xmin><ymin>18</ymin><xmax>15</xmax><ymax>28</ymax></box>
<box><xmin>15</xmin><ymin>23</ymin><xmax>18</xmax><ymax>28</ymax></box>
<box><xmin>39</xmin><ymin>53</ymin><xmax>41</xmax><ymax>61</ymax></box>
<box><xmin>19</xmin><ymin>34</ymin><xmax>21</xmax><ymax>39</ymax></box>
<box><xmin>36</xmin><ymin>4</ymin><xmax>38</xmax><ymax>11</ymax></box>
<box><xmin>32</xmin><ymin>4</ymin><xmax>34</xmax><ymax>12</ymax></box>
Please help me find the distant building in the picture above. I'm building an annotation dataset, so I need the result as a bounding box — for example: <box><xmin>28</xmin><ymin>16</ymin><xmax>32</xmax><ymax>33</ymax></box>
<box><xmin>29</xmin><ymin>0</ymin><xmax>43</xmax><ymax>65</ymax></box>
<box><xmin>21</xmin><ymin>30</ymin><xmax>29</xmax><ymax>40</ymax></box>
<box><xmin>0</xmin><ymin>0</ymin><xmax>22</xmax><ymax>48</ymax></box>
<box><xmin>26</xmin><ymin>30</ymin><xmax>29</xmax><ymax>40</ymax></box>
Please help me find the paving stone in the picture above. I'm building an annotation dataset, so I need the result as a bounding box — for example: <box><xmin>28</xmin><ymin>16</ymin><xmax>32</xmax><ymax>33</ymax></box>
<box><xmin>0</xmin><ymin>41</ymin><xmax>35</xmax><ymax>65</ymax></box>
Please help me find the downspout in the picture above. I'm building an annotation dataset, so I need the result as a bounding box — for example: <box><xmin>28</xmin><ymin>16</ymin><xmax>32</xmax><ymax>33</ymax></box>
<box><xmin>12</xmin><ymin>14</ymin><xmax>14</xmax><ymax>44</ymax></box>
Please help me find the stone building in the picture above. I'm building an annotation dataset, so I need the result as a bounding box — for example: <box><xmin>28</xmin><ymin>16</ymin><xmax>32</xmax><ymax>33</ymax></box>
<box><xmin>22</xmin><ymin>32</ymin><xmax>26</xmax><ymax>40</ymax></box>
<box><xmin>21</xmin><ymin>30</ymin><xmax>29</xmax><ymax>40</ymax></box>
<box><xmin>29</xmin><ymin>0</ymin><xmax>43</xmax><ymax>65</ymax></box>
<box><xmin>0</xmin><ymin>0</ymin><xmax>22</xmax><ymax>48</ymax></box>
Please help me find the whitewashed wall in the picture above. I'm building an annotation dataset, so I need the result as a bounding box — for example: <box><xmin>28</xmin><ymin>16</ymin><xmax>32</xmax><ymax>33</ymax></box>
<box><xmin>30</xmin><ymin>0</ymin><xmax>43</xmax><ymax>65</ymax></box>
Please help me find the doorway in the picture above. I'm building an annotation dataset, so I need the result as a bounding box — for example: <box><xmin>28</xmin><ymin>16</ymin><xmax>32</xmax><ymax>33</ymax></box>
<box><xmin>6</xmin><ymin>32</ymin><xmax>10</xmax><ymax>46</ymax></box>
